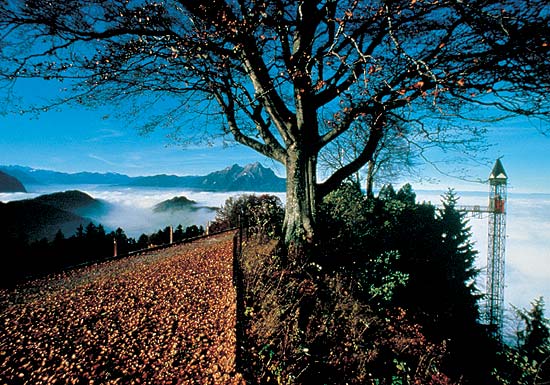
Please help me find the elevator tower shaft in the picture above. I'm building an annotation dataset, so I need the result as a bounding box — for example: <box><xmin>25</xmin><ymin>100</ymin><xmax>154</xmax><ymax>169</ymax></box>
<box><xmin>486</xmin><ymin>159</ymin><xmax>508</xmax><ymax>338</ymax></box>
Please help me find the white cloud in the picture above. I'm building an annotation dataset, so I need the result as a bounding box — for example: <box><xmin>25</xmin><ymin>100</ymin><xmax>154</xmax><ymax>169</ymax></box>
<box><xmin>88</xmin><ymin>153</ymin><xmax>118</xmax><ymax>167</ymax></box>
<box><xmin>86</xmin><ymin>128</ymin><xmax>125</xmax><ymax>143</ymax></box>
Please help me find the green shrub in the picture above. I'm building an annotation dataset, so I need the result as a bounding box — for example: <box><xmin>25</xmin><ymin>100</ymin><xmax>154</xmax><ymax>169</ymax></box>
<box><xmin>210</xmin><ymin>194</ymin><xmax>284</xmax><ymax>238</ymax></box>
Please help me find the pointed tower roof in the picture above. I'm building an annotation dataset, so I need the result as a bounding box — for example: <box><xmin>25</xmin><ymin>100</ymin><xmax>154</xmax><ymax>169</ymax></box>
<box><xmin>489</xmin><ymin>158</ymin><xmax>507</xmax><ymax>182</ymax></box>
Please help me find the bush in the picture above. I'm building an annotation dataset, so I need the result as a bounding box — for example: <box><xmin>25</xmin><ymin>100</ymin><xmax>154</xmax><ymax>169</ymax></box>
<box><xmin>237</xmin><ymin>239</ymin><xmax>451</xmax><ymax>385</ymax></box>
<box><xmin>210</xmin><ymin>194</ymin><xmax>284</xmax><ymax>238</ymax></box>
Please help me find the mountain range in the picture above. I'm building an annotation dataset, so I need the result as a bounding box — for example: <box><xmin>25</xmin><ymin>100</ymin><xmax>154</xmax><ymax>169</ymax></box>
<box><xmin>0</xmin><ymin>162</ymin><xmax>286</xmax><ymax>192</ymax></box>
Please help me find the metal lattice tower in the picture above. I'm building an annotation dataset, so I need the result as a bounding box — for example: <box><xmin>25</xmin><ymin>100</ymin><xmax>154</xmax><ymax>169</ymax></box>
<box><xmin>485</xmin><ymin>159</ymin><xmax>508</xmax><ymax>338</ymax></box>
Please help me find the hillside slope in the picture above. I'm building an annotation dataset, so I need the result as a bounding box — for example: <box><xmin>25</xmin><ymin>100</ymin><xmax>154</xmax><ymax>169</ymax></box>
<box><xmin>0</xmin><ymin>170</ymin><xmax>26</xmax><ymax>192</ymax></box>
<box><xmin>0</xmin><ymin>199</ymin><xmax>89</xmax><ymax>241</ymax></box>
<box><xmin>0</xmin><ymin>232</ymin><xmax>244</xmax><ymax>384</ymax></box>
<box><xmin>0</xmin><ymin>190</ymin><xmax>103</xmax><ymax>241</ymax></box>
<box><xmin>33</xmin><ymin>190</ymin><xmax>108</xmax><ymax>217</ymax></box>
<box><xmin>153</xmin><ymin>195</ymin><xmax>216</xmax><ymax>213</ymax></box>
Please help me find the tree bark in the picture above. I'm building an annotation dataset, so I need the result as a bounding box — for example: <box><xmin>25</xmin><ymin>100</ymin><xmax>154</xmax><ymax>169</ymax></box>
<box><xmin>283</xmin><ymin>146</ymin><xmax>317</xmax><ymax>260</ymax></box>
<box><xmin>366</xmin><ymin>159</ymin><xmax>375</xmax><ymax>198</ymax></box>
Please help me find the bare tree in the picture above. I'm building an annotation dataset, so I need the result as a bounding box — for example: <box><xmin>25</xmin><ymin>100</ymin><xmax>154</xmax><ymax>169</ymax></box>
<box><xmin>1</xmin><ymin>0</ymin><xmax>548</xmax><ymax>255</ymax></box>
<box><xmin>319</xmin><ymin>117</ymin><xmax>422</xmax><ymax>198</ymax></box>
<box><xmin>319</xmin><ymin>114</ymin><xmax>490</xmax><ymax>197</ymax></box>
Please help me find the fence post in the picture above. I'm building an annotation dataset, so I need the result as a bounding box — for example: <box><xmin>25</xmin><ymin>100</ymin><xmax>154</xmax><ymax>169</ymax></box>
<box><xmin>238</xmin><ymin>215</ymin><xmax>243</xmax><ymax>252</ymax></box>
<box><xmin>169</xmin><ymin>225</ymin><xmax>173</xmax><ymax>244</ymax></box>
<box><xmin>113</xmin><ymin>239</ymin><xmax>117</xmax><ymax>257</ymax></box>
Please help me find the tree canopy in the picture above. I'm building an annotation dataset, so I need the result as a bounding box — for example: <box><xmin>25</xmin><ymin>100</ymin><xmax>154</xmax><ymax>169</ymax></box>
<box><xmin>1</xmin><ymin>0</ymin><xmax>549</xmax><ymax>250</ymax></box>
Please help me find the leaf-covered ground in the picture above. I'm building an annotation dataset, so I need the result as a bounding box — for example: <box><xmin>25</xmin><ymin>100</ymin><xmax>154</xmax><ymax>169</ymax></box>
<box><xmin>0</xmin><ymin>232</ymin><xmax>244</xmax><ymax>384</ymax></box>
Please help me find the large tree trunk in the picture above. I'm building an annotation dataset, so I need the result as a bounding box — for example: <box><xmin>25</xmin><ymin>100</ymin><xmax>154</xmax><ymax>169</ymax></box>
<box><xmin>283</xmin><ymin>147</ymin><xmax>317</xmax><ymax>260</ymax></box>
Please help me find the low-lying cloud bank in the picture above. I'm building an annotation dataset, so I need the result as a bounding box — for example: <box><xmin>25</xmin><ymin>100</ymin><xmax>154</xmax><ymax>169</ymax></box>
<box><xmin>75</xmin><ymin>186</ymin><xmax>286</xmax><ymax>238</ymax></box>
<box><xmin>0</xmin><ymin>185</ymin><xmax>286</xmax><ymax>238</ymax></box>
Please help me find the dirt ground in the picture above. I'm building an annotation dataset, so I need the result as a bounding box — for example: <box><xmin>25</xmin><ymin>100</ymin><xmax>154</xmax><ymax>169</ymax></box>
<box><xmin>0</xmin><ymin>232</ymin><xmax>245</xmax><ymax>385</ymax></box>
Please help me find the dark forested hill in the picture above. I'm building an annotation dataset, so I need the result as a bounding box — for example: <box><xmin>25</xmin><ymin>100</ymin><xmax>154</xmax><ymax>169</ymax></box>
<box><xmin>0</xmin><ymin>191</ymin><xmax>104</xmax><ymax>241</ymax></box>
<box><xmin>0</xmin><ymin>200</ymin><xmax>88</xmax><ymax>241</ymax></box>
<box><xmin>153</xmin><ymin>196</ymin><xmax>216</xmax><ymax>213</ymax></box>
<box><xmin>33</xmin><ymin>190</ymin><xmax>108</xmax><ymax>217</ymax></box>
<box><xmin>0</xmin><ymin>170</ymin><xmax>26</xmax><ymax>192</ymax></box>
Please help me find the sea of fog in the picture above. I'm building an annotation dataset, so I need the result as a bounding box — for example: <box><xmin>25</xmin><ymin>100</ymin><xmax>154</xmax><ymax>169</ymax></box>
<box><xmin>1</xmin><ymin>185</ymin><xmax>548</xmax><ymax>329</ymax></box>
<box><xmin>0</xmin><ymin>184</ymin><xmax>286</xmax><ymax>239</ymax></box>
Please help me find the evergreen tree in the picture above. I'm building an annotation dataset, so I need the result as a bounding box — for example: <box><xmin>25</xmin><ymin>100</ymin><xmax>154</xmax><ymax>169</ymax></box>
<box><xmin>174</xmin><ymin>225</ymin><xmax>185</xmax><ymax>243</ymax></box>
<box><xmin>75</xmin><ymin>224</ymin><xmax>84</xmax><ymax>239</ymax></box>
<box><xmin>184</xmin><ymin>225</ymin><xmax>201</xmax><ymax>239</ymax></box>
<box><xmin>85</xmin><ymin>222</ymin><xmax>97</xmax><ymax>237</ymax></box>
<box><xmin>52</xmin><ymin>229</ymin><xmax>65</xmax><ymax>255</ymax></box>
<box><xmin>396</xmin><ymin>183</ymin><xmax>416</xmax><ymax>206</ymax></box>
<box><xmin>53</xmin><ymin>229</ymin><xmax>65</xmax><ymax>243</ymax></box>
<box><xmin>377</xmin><ymin>187</ymin><xmax>493</xmax><ymax>383</ymax></box>
<box><xmin>137</xmin><ymin>234</ymin><xmax>150</xmax><ymax>250</ymax></box>
<box><xmin>435</xmin><ymin>189</ymin><xmax>490</xmax><ymax>383</ymax></box>
<box><xmin>498</xmin><ymin>298</ymin><xmax>550</xmax><ymax>385</ymax></box>
<box><xmin>111</xmin><ymin>227</ymin><xmax>130</xmax><ymax>255</ymax></box>
<box><xmin>149</xmin><ymin>226</ymin><xmax>171</xmax><ymax>246</ymax></box>
<box><xmin>436</xmin><ymin>189</ymin><xmax>481</xmax><ymax>331</ymax></box>
<box><xmin>518</xmin><ymin>297</ymin><xmax>550</xmax><ymax>366</ymax></box>
<box><xmin>378</xmin><ymin>184</ymin><xmax>397</xmax><ymax>202</ymax></box>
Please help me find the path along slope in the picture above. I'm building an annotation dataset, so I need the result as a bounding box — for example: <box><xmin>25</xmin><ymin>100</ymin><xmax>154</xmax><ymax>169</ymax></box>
<box><xmin>0</xmin><ymin>232</ymin><xmax>244</xmax><ymax>385</ymax></box>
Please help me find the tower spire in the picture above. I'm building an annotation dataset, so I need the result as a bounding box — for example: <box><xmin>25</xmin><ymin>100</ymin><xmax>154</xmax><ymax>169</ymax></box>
<box><xmin>489</xmin><ymin>158</ymin><xmax>508</xmax><ymax>182</ymax></box>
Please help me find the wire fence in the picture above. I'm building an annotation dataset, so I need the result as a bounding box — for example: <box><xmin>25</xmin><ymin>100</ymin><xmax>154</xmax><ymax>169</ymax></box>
<box><xmin>232</xmin><ymin>217</ymin><xmax>250</xmax><ymax>373</ymax></box>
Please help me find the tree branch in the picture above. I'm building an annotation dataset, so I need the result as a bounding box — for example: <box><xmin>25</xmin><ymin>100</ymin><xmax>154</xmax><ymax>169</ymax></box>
<box><xmin>318</xmin><ymin>110</ymin><xmax>386</xmax><ymax>199</ymax></box>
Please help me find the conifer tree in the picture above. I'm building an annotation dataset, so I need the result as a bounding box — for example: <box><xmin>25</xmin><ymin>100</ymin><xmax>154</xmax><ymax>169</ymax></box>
<box><xmin>377</xmin><ymin>184</ymin><xmax>397</xmax><ymax>202</ymax></box>
<box><xmin>174</xmin><ymin>225</ymin><xmax>185</xmax><ymax>243</ymax></box>
<box><xmin>385</xmin><ymin>187</ymin><xmax>489</xmax><ymax>383</ymax></box>
<box><xmin>437</xmin><ymin>189</ymin><xmax>481</xmax><ymax>330</ymax></box>
<box><xmin>517</xmin><ymin>297</ymin><xmax>550</xmax><ymax>367</ymax></box>
<box><xmin>499</xmin><ymin>298</ymin><xmax>550</xmax><ymax>385</ymax></box>
<box><xmin>436</xmin><ymin>189</ymin><xmax>490</xmax><ymax>383</ymax></box>
<box><xmin>396</xmin><ymin>183</ymin><xmax>416</xmax><ymax>206</ymax></box>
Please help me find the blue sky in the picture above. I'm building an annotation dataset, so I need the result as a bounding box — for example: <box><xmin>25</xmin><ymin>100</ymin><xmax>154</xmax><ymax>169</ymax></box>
<box><xmin>0</xmin><ymin>107</ymin><xmax>270</xmax><ymax>176</ymax></box>
<box><xmin>0</xmin><ymin>77</ymin><xmax>549</xmax><ymax>193</ymax></box>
